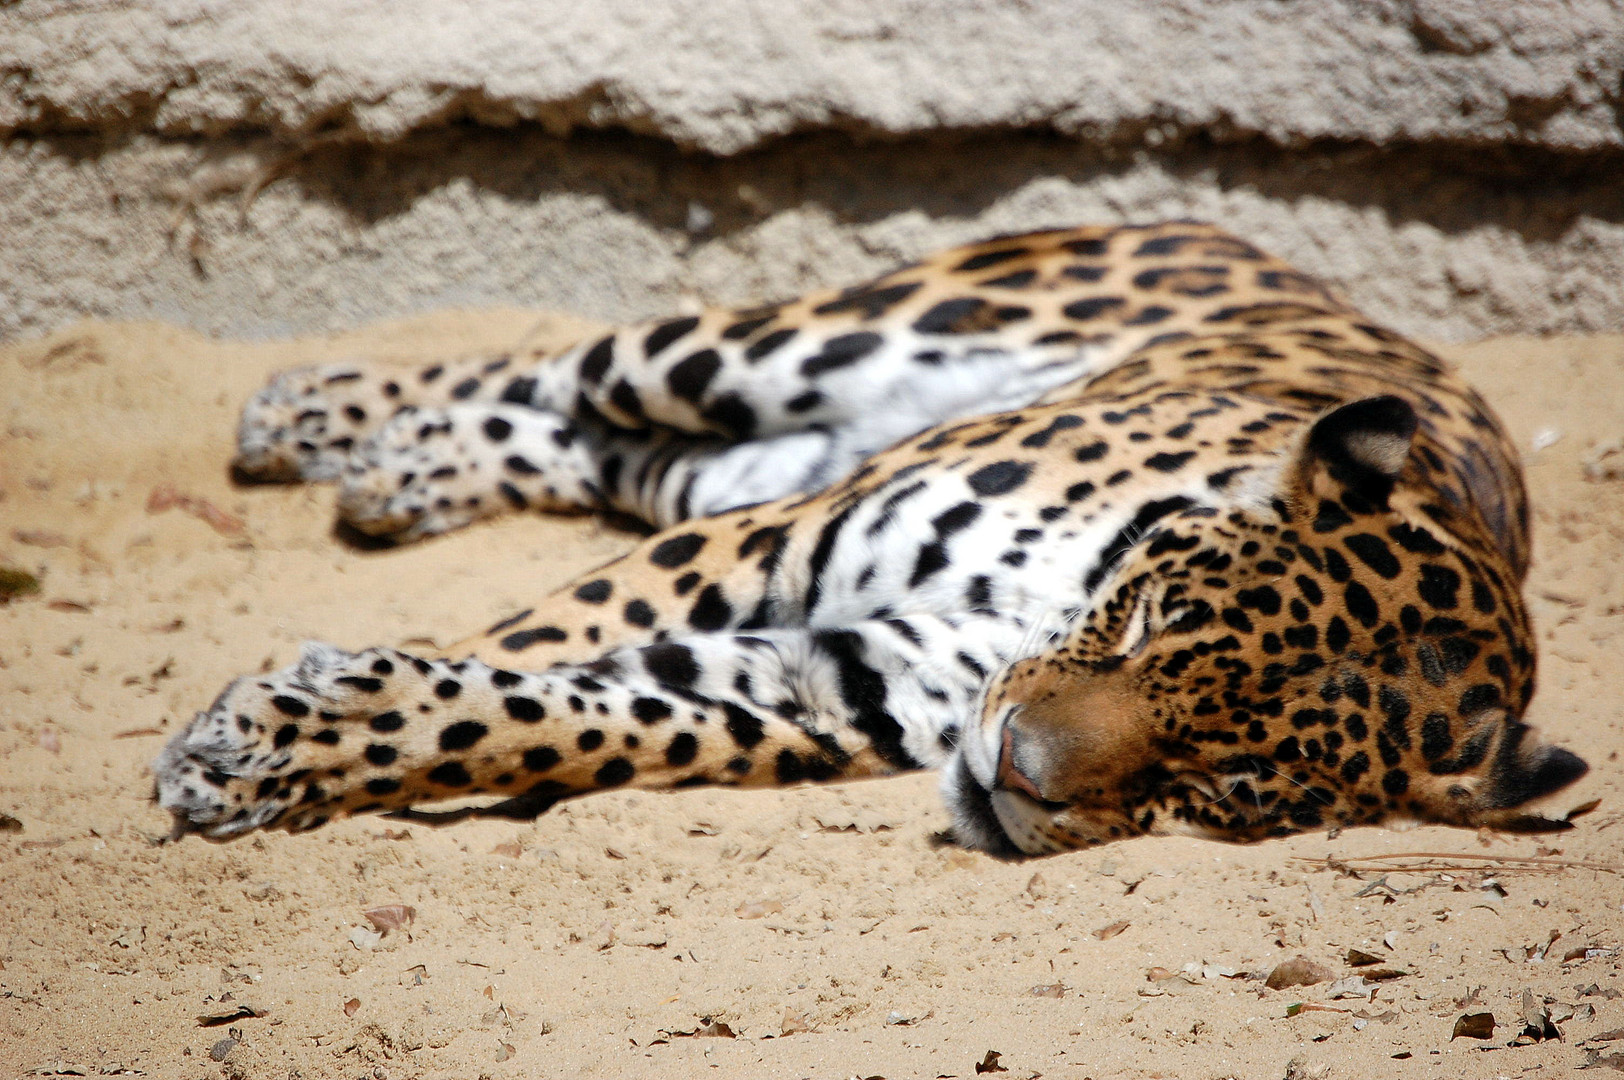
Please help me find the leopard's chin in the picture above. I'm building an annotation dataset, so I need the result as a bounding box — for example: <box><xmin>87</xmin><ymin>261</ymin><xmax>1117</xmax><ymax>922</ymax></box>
<box><xmin>940</xmin><ymin>754</ymin><xmax>1025</xmax><ymax>859</ymax></box>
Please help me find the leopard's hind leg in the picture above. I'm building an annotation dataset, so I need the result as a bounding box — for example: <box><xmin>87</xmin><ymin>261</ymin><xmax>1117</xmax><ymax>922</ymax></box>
<box><xmin>233</xmin><ymin>350</ymin><xmax>545</xmax><ymax>482</ymax></box>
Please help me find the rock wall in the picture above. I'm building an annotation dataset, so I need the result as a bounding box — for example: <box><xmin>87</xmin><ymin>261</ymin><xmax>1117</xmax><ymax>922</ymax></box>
<box><xmin>4</xmin><ymin>0</ymin><xmax>1622</xmax><ymax>341</ymax></box>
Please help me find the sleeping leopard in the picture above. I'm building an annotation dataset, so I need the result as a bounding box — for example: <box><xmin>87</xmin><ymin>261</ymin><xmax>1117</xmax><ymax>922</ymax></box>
<box><xmin>154</xmin><ymin>222</ymin><xmax>1588</xmax><ymax>857</ymax></box>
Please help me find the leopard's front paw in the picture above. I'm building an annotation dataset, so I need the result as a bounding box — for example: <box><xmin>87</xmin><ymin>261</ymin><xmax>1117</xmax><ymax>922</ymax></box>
<box><xmin>336</xmin><ymin>404</ymin><xmax>599</xmax><ymax>542</ymax></box>
<box><xmin>154</xmin><ymin>642</ymin><xmax>413</xmax><ymax>837</ymax></box>
<box><xmin>234</xmin><ymin>364</ymin><xmax>401</xmax><ymax>482</ymax></box>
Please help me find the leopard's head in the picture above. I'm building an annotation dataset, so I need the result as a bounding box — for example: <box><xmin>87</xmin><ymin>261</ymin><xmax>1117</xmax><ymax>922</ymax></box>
<box><xmin>948</xmin><ymin>395</ymin><xmax>1587</xmax><ymax>855</ymax></box>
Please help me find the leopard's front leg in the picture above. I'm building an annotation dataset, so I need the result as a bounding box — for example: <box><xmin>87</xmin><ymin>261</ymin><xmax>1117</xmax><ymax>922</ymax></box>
<box><xmin>154</xmin><ymin>618</ymin><xmax>982</xmax><ymax>838</ymax></box>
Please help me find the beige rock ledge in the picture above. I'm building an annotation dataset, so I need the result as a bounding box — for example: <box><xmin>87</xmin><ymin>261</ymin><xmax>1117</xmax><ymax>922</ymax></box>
<box><xmin>5</xmin><ymin>0</ymin><xmax>1622</xmax><ymax>152</ymax></box>
<box><xmin>2</xmin><ymin>0</ymin><xmax>1621</xmax><ymax>343</ymax></box>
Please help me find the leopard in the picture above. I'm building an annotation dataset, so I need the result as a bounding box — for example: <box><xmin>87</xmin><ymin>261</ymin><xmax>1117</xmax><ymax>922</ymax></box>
<box><xmin>154</xmin><ymin>222</ymin><xmax>1588</xmax><ymax>857</ymax></box>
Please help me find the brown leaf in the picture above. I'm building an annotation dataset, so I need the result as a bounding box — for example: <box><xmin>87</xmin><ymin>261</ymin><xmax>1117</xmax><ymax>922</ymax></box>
<box><xmin>0</xmin><ymin>812</ymin><xmax>20</xmax><ymax>833</ymax></box>
<box><xmin>1520</xmin><ymin>988</ymin><xmax>1560</xmax><ymax>1042</ymax></box>
<box><xmin>145</xmin><ymin>485</ymin><xmax>245</xmax><ymax>537</ymax></box>
<box><xmin>46</xmin><ymin>599</ymin><xmax>91</xmax><ymax>613</ymax></box>
<box><xmin>0</xmin><ymin>566</ymin><xmax>41</xmax><ymax>602</ymax></box>
<box><xmin>343</xmin><ymin>998</ymin><xmax>360</xmax><ymax>1017</ymax></box>
<box><xmin>1525</xmin><ymin>928</ymin><xmax>1562</xmax><ymax>962</ymax></box>
<box><xmin>1566</xmin><ymin>798</ymin><xmax>1602</xmax><ymax>821</ymax></box>
<box><xmin>12</xmin><ymin>529</ymin><xmax>68</xmax><ymax>547</ymax></box>
<box><xmin>196</xmin><ymin>1003</ymin><xmax>267</xmax><ymax>1026</ymax></box>
<box><xmin>363</xmin><ymin>904</ymin><xmax>416</xmax><ymax>933</ymax></box>
<box><xmin>111</xmin><ymin>726</ymin><xmax>165</xmax><ymax>739</ymax></box>
<box><xmin>1093</xmin><ymin>919</ymin><xmax>1130</xmax><ymax>940</ymax></box>
<box><xmin>695</xmin><ymin>1018</ymin><xmax>736</xmax><ymax>1038</ymax></box>
<box><xmin>1580</xmin><ymin>1049</ymin><xmax>1624</xmax><ymax>1071</ymax></box>
<box><xmin>1452</xmin><ymin>1012</ymin><xmax>1496</xmax><ymax>1040</ymax></box>
<box><xmin>1358</xmin><ymin>967</ymin><xmax>1410</xmax><ymax>982</ymax></box>
<box><xmin>1345</xmin><ymin>948</ymin><xmax>1383</xmax><ymax>967</ymax></box>
<box><xmin>975</xmin><ymin>1049</ymin><xmax>1008</xmax><ymax>1074</ymax></box>
<box><xmin>605</xmin><ymin>846</ymin><xmax>627</xmax><ymax>859</ymax></box>
<box><xmin>1266</xmin><ymin>956</ymin><xmax>1334</xmax><ymax>990</ymax></box>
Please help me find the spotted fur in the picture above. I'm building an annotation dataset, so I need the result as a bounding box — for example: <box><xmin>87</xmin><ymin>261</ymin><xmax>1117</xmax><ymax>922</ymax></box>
<box><xmin>156</xmin><ymin>223</ymin><xmax>1585</xmax><ymax>855</ymax></box>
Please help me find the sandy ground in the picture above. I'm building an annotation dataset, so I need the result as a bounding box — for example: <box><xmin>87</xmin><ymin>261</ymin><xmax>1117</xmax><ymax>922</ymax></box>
<box><xmin>2</xmin><ymin>313</ymin><xmax>1623</xmax><ymax>1080</ymax></box>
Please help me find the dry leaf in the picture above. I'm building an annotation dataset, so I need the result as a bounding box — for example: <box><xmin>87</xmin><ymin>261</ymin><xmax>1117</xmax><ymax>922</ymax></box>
<box><xmin>780</xmin><ymin>1009</ymin><xmax>811</xmax><ymax>1036</ymax></box>
<box><xmin>735</xmin><ymin>899</ymin><xmax>783</xmax><ymax>919</ymax></box>
<box><xmin>196</xmin><ymin>1003</ymin><xmax>266</xmax><ymax>1026</ymax></box>
<box><xmin>348</xmin><ymin>926</ymin><xmax>382</xmax><ymax>950</ymax></box>
<box><xmin>12</xmin><ymin>529</ymin><xmax>68</xmax><ymax>547</ymax></box>
<box><xmin>1093</xmin><ymin>920</ymin><xmax>1130</xmax><ymax>940</ymax></box>
<box><xmin>1346</xmin><ymin>948</ymin><xmax>1383</xmax><ymax>967</ymax></box>
<box><xmin>1266</xmin><ymin>957</ymin><xmax>1334</xmax><ymax>990</ymax></box>
<box><xmin>0</xmin><ymin>812</ymin><xmax>21</xmax><ymax>833</ymax></box>
<box><xmin>695</xmin><ymin>1018</ymin><xmax>736</xmax><ymax>1038</ymax></box>
<box><xmin>975</xmin><ymin>1049</ymin><xmax>1008</xmax><ymax>1074</ymax></box>
<box><xmin>1580</xmin><ymin>1049</ymin><xmax>1624</xmax><ymax>1071</ymax></box>
<box><xmin>1326</xmin><ymin>976</ymin><xmax>1373</xmax><ymax>1000</ymax></box>
<box><xmin>1519</xmin><ymin>988</ymin><xmax>1560</xmax><ymax>1042</ymax></box>
<box><xmin>146</xmin><ymin>485</ymin><xmax>246</xmax><ymax>537</ymax></box>
<box><xmin>0</xmin><ymin>566</ymin><xmax>41</xmax><ymax>602</ymax></box>
<box><xmin>401</xmin><ymin>964</ymin><xmax>428</xmax><ymax>986</ymax></box>
<box><xmin>46</xmin><ymin>600</ymin><xmax>91</xmax><ymax>613</ymax></box>
<box><xmin>363</xmin><ymin>904</ymin><xmax>416</xmax><ymax>933</ymax></box>
<box><xmin>1452</xmin><ymin>1012</ymin><xmax>1496</xmax><ymax>1040</ymax></box>
<box><xmin>1358</xmin><ymin>967</ymin><xmax>1410</xmax><ymax>982</ymax></box>
<box><xmin>343</xmin><ymin>998</ymin><xmax>360</xmax><ymax>1017</ymax></box>
<box><xmin>1526</xmin><ymin>928</ymin><xmax>1562</xmax><ymax>962</ymax></box>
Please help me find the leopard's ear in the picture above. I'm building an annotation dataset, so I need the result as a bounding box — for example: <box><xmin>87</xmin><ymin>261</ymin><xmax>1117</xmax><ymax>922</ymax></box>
<box><xmin>1302</xmin><ymin>395</ymin><xmax>1418</xmax><ymax>504</ymax></box>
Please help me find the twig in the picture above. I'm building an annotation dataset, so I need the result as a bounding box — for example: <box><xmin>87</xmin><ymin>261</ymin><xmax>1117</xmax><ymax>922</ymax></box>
<box><xmin>1292</xmin><ymin>852</ymin><xmax>1624</xmax><ymax>875</ymax></box>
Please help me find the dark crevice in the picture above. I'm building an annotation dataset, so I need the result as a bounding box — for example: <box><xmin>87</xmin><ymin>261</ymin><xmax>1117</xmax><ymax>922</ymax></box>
<box><xmin>26</xmin><ymin>121</ymin><xmax>1622</xmax><ymax>246</ymax></box>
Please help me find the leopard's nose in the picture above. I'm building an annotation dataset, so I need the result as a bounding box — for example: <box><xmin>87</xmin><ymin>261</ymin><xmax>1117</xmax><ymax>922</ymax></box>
<box><xmin>995</xmin><ymin>724</ymin><xmax>1047</xmax><ymax>802</ymax></box>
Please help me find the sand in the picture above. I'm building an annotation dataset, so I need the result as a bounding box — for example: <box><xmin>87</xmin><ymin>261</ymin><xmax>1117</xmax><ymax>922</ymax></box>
<box><xmin>2</xmin><ymin>314</ymin><xmax>1622</xmax><ymax>1080</ymax></box>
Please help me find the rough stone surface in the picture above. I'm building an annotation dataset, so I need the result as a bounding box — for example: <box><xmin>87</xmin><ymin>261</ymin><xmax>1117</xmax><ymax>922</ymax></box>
<box><xmin>7</xmin><ymin>0</ymin><xmax>1622</xmax><ymax>152</ymax></box>
<box><xmin>3</xmin><ymin>1</ymin><xmax>1622</xmax><ymax>342</ymax></box>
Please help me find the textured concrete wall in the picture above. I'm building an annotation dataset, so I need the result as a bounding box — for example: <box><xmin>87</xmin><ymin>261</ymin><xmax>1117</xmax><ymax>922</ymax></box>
<box><xmin>4</xmin><ymin>0</ymin><xmax>1622</xmax><ymax>341</ymax></box>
